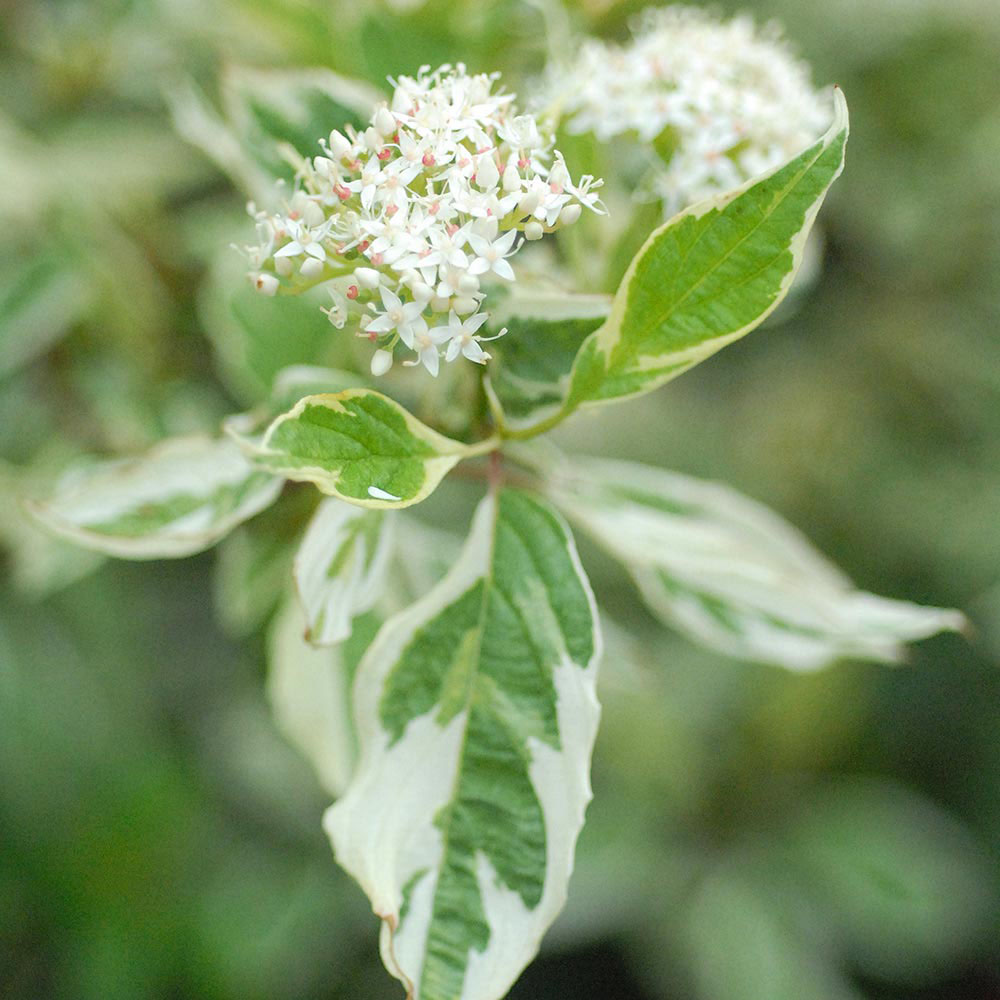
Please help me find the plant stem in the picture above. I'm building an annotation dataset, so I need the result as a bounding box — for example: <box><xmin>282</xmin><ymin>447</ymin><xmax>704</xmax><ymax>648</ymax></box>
<box><xmin>497</xmin><ymin>405</ymin><xmax>574</xmax><ymax>441</ymax></box>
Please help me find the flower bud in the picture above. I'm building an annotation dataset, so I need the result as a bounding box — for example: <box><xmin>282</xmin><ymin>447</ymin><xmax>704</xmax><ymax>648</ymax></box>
<box><xmin>411</xmin><ymin>281</ymin><xmax>434</xmax><ymax>303</ymax></box>
<box><xmin>524</xmin><ymin>220</ymin><xmax>544</xmax><ymax>241</ymax></box>
<box><xmin>253</xmin><ymin>272</ymin><xmax>279</xmax><ymax>296</ymax></box>
<box><xmin>328</xmin><ymin>130</ymin><xmax>352</xmax><ymax>160</ymax></box>
<box><xmin>300</xmin><ymin>257</ymin><xmax>324</xmax><ymax>278</ymax></box>
<box><xmin>453</xmin><ymin>296</ymin><xmax>479</xmax><ymax>315</ymax></box>
<box><xmin>476</xmin><ymin>154</ymin><xmax>500</xmax><ymax>191</ymax></box>
<box><xmin>559</xmin><ymin>203</ymin><xmax>582</xmax><ymax>226</ymax></box>
<box><xmin>458</xmin><ymin>274</ymin><xmax>481</xmax><ymax>295</ymax></box>
<box><xmin>274</xmin><ymin>256</ymin><xmax>293</xmax><ymax>277</ymax></box>
<box><xmin>374</xmin><ymin>106</ymin><xmax>396</xmax><ymax>137</ymax></box>
<box><xmin>355</xmin><ymin>267</ymin><xmax>381</xmax><ymax>290</ymax></box>
<box><xmin>502</xmin><ymin>160</ymin><xmax>521</xmax><ymax>193</ymax></box>
<box><xmin>370</xmin><ymin>349</ymin><xmax>394</xmax><ymax>376</ymax></box>
<box><xmin>430</xmin><ymin>295</ymin><xmax>451</xmax><ymax>313</ymax></box>
<box><xmin>302</xmin><ymin>200</ymin><xmax>326</xmax><ymax>227</ymax></box>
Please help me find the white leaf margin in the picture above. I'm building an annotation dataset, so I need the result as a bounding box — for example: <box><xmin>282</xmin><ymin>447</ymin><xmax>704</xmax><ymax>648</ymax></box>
<box><xmin>267</xmin><ymin>596</ymin><xmax>359</xmax><ymax>797</ymax></box>
<box><xmin>26</xmin><ymin>435</ymin><xmax>283</xmax><ymax>560</ymax></box>
<box><xmin>293</xmin><ymin>498</ymin><xmax>395</xmax><ymax>646</ymax></box>
<box><xmin>545</xmin><ymin>454</ymin><xmax>965</xmax><ymax>671</ymax></box>
<box><xmin>324</xmin><ymin>492</ymin><xmax>602</xmax><ymax>1000</ymax></box>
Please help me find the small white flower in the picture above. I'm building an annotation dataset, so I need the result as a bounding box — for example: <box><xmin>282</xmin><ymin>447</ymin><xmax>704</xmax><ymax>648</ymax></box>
<box><xmin>366</xmin><ymin>287</ymin><xmax>427</xmax><ymax>347</ymax></box>
<box><xmin>547</xmin><ymin>5</ymin><xmax>829</xmax><ymax>212</ymax></box>
<box><xmin>467</xmin><ymin>229</ymin><xmax>518</xmax><ymax>280</ymax></box>
<box><xmin>406</xmin><ymin>324</ymin><xmax>452</xmax><ymax>376</ymax></box>
<box><xmin>434</xmin><ymin>310</ymin><xmax>493</xmax><ymax>364</ymax></box>
<box><xmin>273</xmin><ymin>218</ymin><xmax>330</xmax><ymax>261</ymax></box>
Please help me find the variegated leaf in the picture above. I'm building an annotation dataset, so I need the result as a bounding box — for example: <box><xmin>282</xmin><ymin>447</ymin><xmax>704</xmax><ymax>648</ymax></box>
<box><xmin>483</xmin><ymin>291</ymin><xmax>610</xmax><ymax>432</ymax></box>
<box><xmin>224</xmin><ymin>365</ymin><xmax>363</xmax><ymax>452</ymax></box>
<box><xmin>28</xmin><ymin>436</ymin><xmax>283</xmax><ymax>559</ymax></box>
<box><xmin>566</xmin><ymin>91</ymin><xmax>849</xmax><ymax>410</ymax></box>
<box><xmin>546</xmin><ymin>454</ymin><xmax>964</xmax><ymax>670</ymax></box>
<box><xmin>325</xmin><ymin>490</ymin><xmax>601</xmax><ymax>1000</ymax></box>
<box><xmin>268</xmin><ymin>597</ymin><xmax>382</xmax><ymax>797</ymax></box>
<box><xmin>268</xmin><ymin>514</ymin><xmax>460</xmax><ymax>797</ymax></box>
<box><xmin>505</xmin><ymin>91</ymin><xmax>849</xmax><ymax>439</ymax></box>
<box><xmin>249</xmin><ymin>389</ymin><xmax>472</xmax><ymax>509</ymax></box>
<box><xmin>294</xmin><ymin>499</ymin><xmax>395</xmax><ymax>646</ymax></box>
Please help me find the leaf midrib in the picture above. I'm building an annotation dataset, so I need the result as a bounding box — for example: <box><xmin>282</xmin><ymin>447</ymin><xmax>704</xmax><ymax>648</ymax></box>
<box><xmin>418</xmin><ymin>493</ymin><xmax>500</xmax><ymax>999</ymax></box>
<box><xmin>610</xmin><ymin>133</ymin><xmax>833</xmax><ymax>370</ymax></box>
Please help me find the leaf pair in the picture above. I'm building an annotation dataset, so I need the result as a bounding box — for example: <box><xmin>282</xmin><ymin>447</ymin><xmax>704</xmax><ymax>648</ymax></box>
<box><xmin>28</xmin><ymin>378</ymin><xmax>475</xmax><ymax>559</ymax></box>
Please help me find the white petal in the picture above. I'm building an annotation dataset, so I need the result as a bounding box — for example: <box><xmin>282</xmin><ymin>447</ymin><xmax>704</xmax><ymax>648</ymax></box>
<box><xmin>492</xmin><ymin>259</ymin><xmax>516</xmax><ymax>281</ymax></box>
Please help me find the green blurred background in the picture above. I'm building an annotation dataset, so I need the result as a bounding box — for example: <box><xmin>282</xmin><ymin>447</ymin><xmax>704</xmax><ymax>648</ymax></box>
<box><xmin>2</xmin><ymin>1</ymin><xmax>999</xmax><ymax>997</ymax></box>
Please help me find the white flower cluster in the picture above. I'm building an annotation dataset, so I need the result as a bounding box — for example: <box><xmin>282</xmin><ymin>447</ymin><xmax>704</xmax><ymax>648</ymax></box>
<box><xmin>549</xmin><ymin>6</ymin><xmax>830</xmax><ymax>212</ymax></box>
<box><xmin>244</xmin><ymin>63</ymin><xmax>603</xmax><ymax>376</ymax></box>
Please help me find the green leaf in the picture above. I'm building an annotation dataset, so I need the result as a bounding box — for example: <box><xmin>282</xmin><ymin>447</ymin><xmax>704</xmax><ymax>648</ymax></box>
<box><xmin>785</xmin><ymin>778</ymin><xmax>995</xmax><ymax>982</ymax></box>
<box><xmin>684</xmin><ymin>853</ymin><xmax>864</xmax><ymax>1000</ymax></box>
<box><xmin>484</xmin><ymin>291</ymin><xmax>610</xmax><ymax>432</ymax></box>
<box><xmin>0</xmin><ymin>249</ymin><xmax>91</xmax><ymax>382</ymax></box>
<box><xmin>249</xmin><ymin>389</ymin><xmax>476</xmax><ymax>509</ymax></box>
<box><xmin>223</xmin><ymin>364</ymin><xmax>363</xmax><ymax>452</ymax></box>
<box><xmin>325</xmin><ymin>490</ymin><xmax>601</xmax><ymax>1000</ymax></box>
<box><xmin>198</xmin><ymin>249</ymin><xmax>355</xmax><ymax>405</ymax></box>
<box><xmin>170</xmin><ymin>67</ymin><xmax>381</xmax><ymax>199</ymax></box>
<box><xmin>544</xmin><ymin>452</ymin><xmax>964</xmax><ymax>670</ymax></box>
<box><xmin>293</xmin><ymin>499</ymin><xmax>394</xmax><ymax>646</ymax></box>
<box><xmin>27</xmin><ymin>436</ymin><xmax>283</xmax><ymax>559</ymax></box>
<box><xmin>518</xmin><ymin>90</ymin><xmax>849</xmax><ymax>432</ymax></box>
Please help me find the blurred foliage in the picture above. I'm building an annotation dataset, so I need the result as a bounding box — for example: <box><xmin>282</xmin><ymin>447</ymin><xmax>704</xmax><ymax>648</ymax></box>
<box><xmin>1</xmin><ymin>0</ymin><xmax>999</xmax><ymax>998</ymax></box>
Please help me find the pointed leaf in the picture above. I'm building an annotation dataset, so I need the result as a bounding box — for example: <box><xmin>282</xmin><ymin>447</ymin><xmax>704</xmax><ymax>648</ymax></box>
<box><xmin>560</xmin><ymin>90</ymin><xmax>849</xmax><ymax>416</ymax></box>
<box><xmin>223</xmin><ymin>66</ymin><xmax>379</xmax><ymax>185</ymax></box>
<box><xmin>28</xmin><ymin>436</ymin><xmax>283</xmax><ymax>559</ymax></box>
<box><xmin>546</xmin><ymin>454</ymin><xmax>964</xmax><ymax>670</ymax></box>
<box><xmin>294</xmin><ymin>499</ymin><xmax>395</xmax><ymax>646</ymax></box>
<box><xmin>325</xmin><ymin>490</ymin><xmax>601</xmax><ymax>1000</ymax></box>
<box><xmin>249</xmin><ymin>389</ymin><xmax>472</xmax><ymax>509</ymax></box>
<box><xmin>171</xmin><ymin>67</ymin><xmax>380</xmax><ymax>199</ymax></box>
